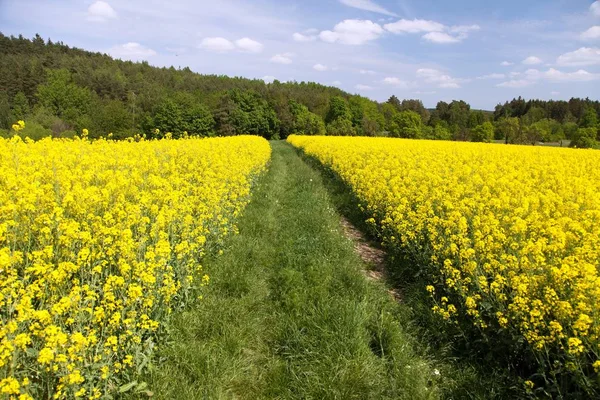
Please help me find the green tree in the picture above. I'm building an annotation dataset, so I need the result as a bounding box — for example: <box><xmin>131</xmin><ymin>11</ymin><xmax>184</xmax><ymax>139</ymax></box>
<box><xmin>326</xmin><ymin>96</ymin><xmax>352</xmax><ymax>123</ymax></box>
<box><xmin>289</xmin><ymin>101</ymin><xmax>325</xmax><ymax>135</ymax></box>
<box><xmin>389</xmin><ymin>110</ymin><xmax>422</xmax><ymax>139</ymax></box>
<box><xmin>0</xmin><ymin>92</ymin><xmax>12</xmax><ymax>129</ymax></box>
<box><xmin>471</xmin><ymin>121</ymin><xmax>494</xmax><ymax>142</ymax></box>
<box><xmin>182</xmin><ymin>103</ymin><xmax>215</xmax><ymax>137</ymax></box>
<box><xmin>152</xmin><ymin>98</ymin><xmax>183</xmax><ymax>137</ymax></box>
<box><xmin>468</xmin><ymin>110</ymin><xmax>486</xmax><ymax>128</ymax></box>
<box><xmin>12</xmin><ymin>92</ymin><xmax>30</xmax><ymax>120</ymax></box>
<box><xmin>430</xmin><ymin>124</ymin><xmax>452</xmax><ymax>140</ymax></box>
<box><xmin>327</xmin><ymin>118</ymin><xmax>355</xmax><ymax>136</ymax></box>
<box><xmin>496</xmin><ymin>117</ymin><xmax>521</xmax><ymax>144</ymax></box>
<box><xmin>36</xmin><ymin>69</ymin><xmax>94</xmax><ymax>123</ymax></box>
<box><xmin>579</xmin><ymin>106</ymin><xmax>598</xmax><ymax>128</ymax></box>
<box><xmin>571</xmin><ymin>127</ymin><xmax>598</xmax><ymax>148</ymax></box>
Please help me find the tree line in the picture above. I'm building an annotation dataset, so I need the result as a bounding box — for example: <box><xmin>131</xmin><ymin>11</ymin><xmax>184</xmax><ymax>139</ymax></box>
<box><xmin>1</xmin><ymin>33</ymin><xmax>599</xmax><ymax>148</ymax></box>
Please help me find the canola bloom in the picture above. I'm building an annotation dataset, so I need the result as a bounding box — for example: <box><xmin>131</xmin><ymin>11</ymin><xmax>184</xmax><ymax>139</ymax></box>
<box><xmin>288</xmin><ymin>135</ymin><xmax>600</xmax><ymax>393</ymax></box>
<box><xmin>0</xmin><ymin>135</ymin><xmax>270</xmax><ymax>399</ymax></box>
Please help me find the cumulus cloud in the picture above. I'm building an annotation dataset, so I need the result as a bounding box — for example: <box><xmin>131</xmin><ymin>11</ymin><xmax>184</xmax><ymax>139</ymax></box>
<box><xmin>449</xmin><ymin>24</ymin><xmax>480</xmax><ymax>34</ymax></box>
<box><xmin>522</xmin><ymin>56</ymin><xmax>542</xmax><ymax>65</ymax></box>
<box><xmin>581</xmin><ymin>26</ymin><xmax>600</xmax><ymax>40</ymax></box>
<box><xmin>262</xmin><ymin>76</ymin><xmax>276</xmax><ymax>83</ymax></box>
<box><xmin>423</xmin><ymin>32</ymin><xmax>460</xmax><ymax>43</ymax></box>
<box><xmin>313</xmin><ymin>63</ymin><xmax>329</xmax><ymax>71</ymax></box>
<box><xmin>591</xmin><ymin>1</ymin><xmax>600</xmax><ymax>17</ymax></box>
<box><xmin>270</xmin><ymin>53</ymin><xmax>294</xmax><ymax>64</ymax></box>
<box><xmin>501</xmin><ymin>61</ymin><xmax>514</xmax><ymax>66</ymax></box>
<box><xmin>382</xmin><ymin>77</ymin><xmax>409</xmax><ymax>88</ymax></box>
<box><xmin>319</xmin><ymin>19</ymin><xmax>384</xmax><ymax>45</ymax></box>
<box><xmin>339</xmin><ymin>0</ymin><xmax>397</xmax><ymax>17</ymax></box>
<box><xmin>476</xmin><ymin>73</ymin><xmax>505</xmax><ymax>80</ymax></box>
<box><xmin>199</xmin><ymin>37</ymin><xmax>236</xmax><ymax>52</ymax></box>
<box><xmin>384</xmin><ymin>19</ymin><xmax>444</xmax><ymax>34</ymax></box>
<box><xmin>360</xmin><ymin>69</ymin><xmax>376</xmax><ymax>75</ymax></box>
<box><xmin>355</xmin><ymin>84</ymin><xmax>374</xmax><ymax>90</ymax></box>
<box><xmin>235</xmin><ymin>38</ymin><xmax>263</xmax><ymax>53</ymax></box>
<box><xmin>199</xmin><ymin>37</ymin><xmax>263</xmax><ymax>53</ymax></box>
<box><xmin>556</xmin><ymin>47</ymin><xmax>600</xmax><ymax>66</ymax></box>
<box><xmin>87</xmin><ymin>1</ymin><xmax>117</xmax><ymax>22</ymax></box>
<box><xmin>496</xmin><ymin>79</ymin><xmax>532</xmax><ymax>88</ymax></box>
<box><xmin>332</xmin><ymin>80</ymin><xmax>342</xmax><ymax>85</ymax></box>
<box><xmin>416</xmin><ymin>68</ymin><xmax>463</xmax><ymax>88</ymax></box>
<box><xmin>527</xmin><ymin>68</ymin><xmax>600</xmax><ymax>82</ymax></box>
<box><xmin>384</xmin><ymin>19</ymin><xmax>478</xmax><ymax>43</ymax></box>
<box><xmin>292</xmin><ymin>32</ymin><xmax>317</xmax><ymax>42</ymax></box>
<box><xmin>109</xmin><ymin>42</ymin><xmax>156</xmax><ymax>60</ymax></box>
<box><xmin>496</xmin><ymin>67</ymin><xmax>600</xmax><ymax>87</ymax></box>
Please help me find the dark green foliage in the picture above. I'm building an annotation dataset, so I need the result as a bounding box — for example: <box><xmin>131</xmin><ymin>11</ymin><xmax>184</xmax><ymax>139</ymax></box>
<box><xmin>326</xmin><ymin>95</ymin><xmax>352</xmax><ymax>123</ymax></box>
<box><xmin>571</xmin><ymin>127</ymin><xmax>598</xmax><ymax>148</ymax></box>
<box><xmin>327</xmin><ymin>117</ymin><xmax>356</xmax><ymax>136</ymax></box>
<box><xmin>36</xmin><ymin>69</ymin><xmax>94</xmax><ymax>122</ymax></box>
<box><xmin>389</xmin><ymin>110</ymin><xmax>422</xmax><ymax>139</ymax></box>
<box><xmin>1</xmin><ymin>33</ymin><xmax>599</xmax><ymax>145</ymax></box>
<box><xmin>11</xmin><ymin>91</ymin><xmax>30</xmax><ymax>120</ymax></box>
<box><xmin>471</xmin><ymin>121</ymin><xmax>494</xmax><ymax>142</ymax></box>
<box><xmin>289</xmin><ymin>100</ymin><xmax>325</xmax><ymax>135</ymax></box>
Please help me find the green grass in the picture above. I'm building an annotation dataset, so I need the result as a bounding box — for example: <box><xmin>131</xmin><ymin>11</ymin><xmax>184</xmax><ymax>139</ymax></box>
<box><xmin>144</xmin><ymin>141</ymin><xmax>443</xmax><ymax>399</ymax></box>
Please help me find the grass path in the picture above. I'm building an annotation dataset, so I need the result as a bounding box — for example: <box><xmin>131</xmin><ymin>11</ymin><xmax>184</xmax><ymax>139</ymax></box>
<box><xmin>147</xmin><ymin>141</ymin><xmax>441</xmax><ymax>399</ymax></box>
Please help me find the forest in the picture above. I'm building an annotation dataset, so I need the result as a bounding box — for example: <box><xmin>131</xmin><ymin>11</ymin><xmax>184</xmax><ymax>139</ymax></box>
<box><xmin>1</xmin><ymin>33</ymin><xmax>599</xmax><ymax>148</ymax></box>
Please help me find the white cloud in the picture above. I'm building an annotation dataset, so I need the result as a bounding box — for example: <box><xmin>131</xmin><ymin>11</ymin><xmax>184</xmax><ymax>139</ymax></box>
<box><xmin>293</xmin><ymin>32</ymin><xmax>317</xmax><ymax>42</ymax></box>
<box><xmin>382</xmin><ymin>77</ymin><xmax>409</xmax><ymax>88</ymax></box>
<box><xmin>360</xmin><ymin>69</ymin><xmax>376</xmax><ymax>75</ymax></box>
<box><xmin>449</xmin><ymin>24</ymin><xmax>480</xmax><ymax>34</ymax></box>
<box><xmin>332</xmin><ymin>80</ymin><xmax>342</xmax><ymax>85</ymax></box>
<box><xmin>199</xmin><ymin>37</ymin><xmax>236</xmax><ymax>52</ymax></box>
<box><xmin>551</xmin><ymin>91</ymin><xmax>560</xmax><ymax>95</ymax></box>
<box><xmin>476</xmin><ymin>73</ymin><xmax>505</xmax><ymax>80</ymax></box>
<box><xmin>423</xmin><ymin>32</ymin><xmax>460</xmax><ymax>44</ymax></box>
<box><xmin>557</xmin><ymin>47</ymin><xmax>600</xmax><ymax>66</ymax></box>
<box><xmin>355</xmin><ymin>84</ymin><xmax>374</xmax><ymax>90</ymax></box>
<box><xmin>87</xmin><ymin>1</ymin><xmax>117</xmax><ymax>22</ymax></box>
<box><xmin>384</xmin><ymin>19</ymin><xmax>444</xmax><ymax>34</ymax></box>
<box><xmin>199</xmin><ymin>37</ymin><xmax>264</xmax><ymax>53</ymax></box>
<box><xmin>385</xmin><ymin>20</ymin><xmax>478</xmax><ymax>43</ymax></box>
<box><xmin>235</xmin><ymin>38</ymin><xmax>263</xmax><ymax>53</ymax></box>
<box><xmin>319</xmin><ymin>19</ymin><xmax>384</xmax><ymax>45</ymax></box>
<box><xmin>496</xmin><ymin>79</ymin><xmax>532</xmax><ymax>88</ymax></box>
<box><xmin>270</xmin><ymin>53</ymin><xmax>294</xmax><ymax>64</ymax></box>
<box><xmin>109</xmin><ymin>42</ymin><xmax>156</xmax><ymax>60</ymax></box>
<box><xmin>313</xmin><ymin>63</ymin><xmax>329</xmax><ymax>71</ymax></box>
<box><xmin>510</xmin><ymin>71</ymin><xmax>521</xmax><ymax>77</ymax></box>
<box><xmin>339</xmin><ymin>0</ymin><xmax>397</xmax><ymax>17</ymax></box>
<box><xmin>540</xmin><ymin>68</ymin><xmax>599</xmax><ymax>82</ymax></box>
<box><xmin>581</xmin><ymin>26</ymin><xmax>600</xmax><ymax>40</ymax></box>
<box><xmin>262</xmin><ymin>76</ymin><xmax>276</xmax><ymax>83</ymax></box>
<box><xmin>501</xmin><ymin>61</ymin><xmax>514</xmax><ymax>66</ymax></box>
<box><xmin>496</xmin><ymin>68</ymin><xmax>600</xmax><ymax>87</ymax></box>
<box><xmin>416</xmin><ymin>68</ymin><xmax>463</xmax><ymax>88</ymax></box>
<box><xmin>591</xmin><ymin>1</ymin><xmax>600</xmax><ymax>17</ymax></box>
<box><xmin>522</xmin><ymin>56</ymin><xmax>542</xmax><ymax>65</ymax></box>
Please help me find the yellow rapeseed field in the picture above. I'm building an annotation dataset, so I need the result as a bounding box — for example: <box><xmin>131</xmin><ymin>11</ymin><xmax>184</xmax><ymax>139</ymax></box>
<box><xmin>0</xmin><ymin>134</ymin><xmax>270</xmax><ymax>399</ymax></box>
<box><xmin>288</xmin><ymin>135</ymin><xmax>600</xmax><ymax>393</ymax></box>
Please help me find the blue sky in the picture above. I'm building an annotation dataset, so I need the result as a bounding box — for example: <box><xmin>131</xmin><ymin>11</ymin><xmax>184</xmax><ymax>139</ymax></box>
<box><xmin>1</xmin><ymin>0</ymin><xmax>600</xmax><ymax>109</ymax></box>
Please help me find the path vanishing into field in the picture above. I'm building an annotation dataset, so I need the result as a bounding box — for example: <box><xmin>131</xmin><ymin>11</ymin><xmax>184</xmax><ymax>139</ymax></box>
<box><xmin>147</xmin><ymin>142</ymin><xmax>441</xmax><ymax>399</ymax></box>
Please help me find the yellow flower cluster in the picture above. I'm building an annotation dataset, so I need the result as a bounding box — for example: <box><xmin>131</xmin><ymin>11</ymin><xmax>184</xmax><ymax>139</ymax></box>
<box><xmin>288</xmin><ymin>135</ymin><xmax>600</xmax><ymax>391</ymax></box>
<box><xmin>0</xmin><ymin>134</ymin><xmax>270</xmax><ymax>399</ymax></box>
<box><xmin>11</xmin><ymin>120</ymin><xmax>25</xmax><ymax>133</ymax></box>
